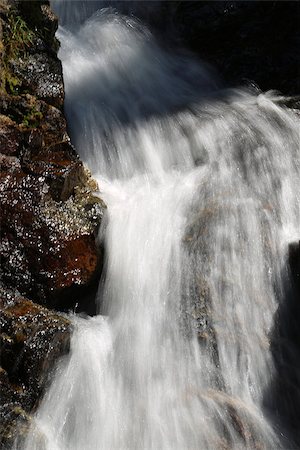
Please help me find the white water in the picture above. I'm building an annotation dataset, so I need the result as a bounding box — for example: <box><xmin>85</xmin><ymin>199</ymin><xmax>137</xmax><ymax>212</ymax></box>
<box><xmin>20</xmin><ymin>2</ymin><xmax>299</xmax><ymax>449</ymax></box>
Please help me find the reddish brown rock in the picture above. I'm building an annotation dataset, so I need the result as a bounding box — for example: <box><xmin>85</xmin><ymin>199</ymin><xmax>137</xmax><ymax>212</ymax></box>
<box><xmin>0</xmin><ymin>157</ymin><xmax>105</xmax><ymax>310</ymax></box>
<box><xmin>0</xmin><ymin>114</ymin><xmax>22</xmax><ymax>155</ymax></box>
<box><xmin>22</xmin><ymin>141</ymin><xmax>86</xmax><ymax>201</ymax></box>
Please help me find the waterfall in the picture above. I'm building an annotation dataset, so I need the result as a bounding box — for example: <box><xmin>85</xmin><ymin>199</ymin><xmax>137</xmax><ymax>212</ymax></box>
<box><xmin>19</xmin><ymin>2</ymin><xmax>299</xmax><ymax>449</ymax></box>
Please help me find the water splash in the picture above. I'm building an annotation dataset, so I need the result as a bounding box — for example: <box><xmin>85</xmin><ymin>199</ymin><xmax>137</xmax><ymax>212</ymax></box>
<box><xmin>20</xmin><ymin>2</ymin><xmax>300</xmax><ymax>449</ymax></box>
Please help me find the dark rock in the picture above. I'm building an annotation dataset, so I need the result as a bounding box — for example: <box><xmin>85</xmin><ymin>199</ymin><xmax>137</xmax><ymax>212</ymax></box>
<box><xmin>0</xmin><ymin>152</ymin><xmax>21</xmax><ymax>170</ymax></box>
<box><xmin>18</xmin><ymin>1</ymin><xmax>58</xmax><ymax>45</ymax></box>
<box><xmin>0</xmin><ymin>286</ymin><xmax>71</xmax><ymax>399</ymax></box>
<box><xmin>0</xmin><ymin>94</ymin><xmax>67</xmax><ymax>157</ymax></box>
<box><xmin>11</xmin><ymin>52</ymin><xmax>64</xmax><ymax>108</ymax></box>
<box><xmin>0</xmin><ymin>285</ymin><xmax>71</xmax><ymax>449</ymax></box>
<box><xmin>0</xmin><ymin>114</ymin><xmax>22</xmax><ymax>155</ymax></box>
<box><xmin>126</xmin><ymin>1</ymin><xmax>299</xmax><ymax>96</ymax></box>
<box><xmin>264</xmin><ymin>243</ymin><xmax>300</xmax><ymax>447</ymax></box>
<box><xmin>289</xmin><ymin>241</ymin><xmax>300</xmax><ymax>290</ymax></box>
<box><xmin>170</xmin><ymin>1</ymin><xmax>300</xmax><ymax>95</ymax></box>
<box><xmin>0</xmin><ymin>402</ymin><xmax>32</xmax><ymax>450</ymax></box>
<box><xmin>1</xmin><ymin>0</ymin><xmax>63</xmax><ymax>106</ymax></box>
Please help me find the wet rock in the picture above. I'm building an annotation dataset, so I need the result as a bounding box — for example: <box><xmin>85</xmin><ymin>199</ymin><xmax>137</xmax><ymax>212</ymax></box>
<box><xmin>0</xmin><ymin>367</ymin><xmax>32</xmax><ymax>448</ymax></box>
<box><xmin>0</xmin><ymin>287</ymin><xmax>71</xmax><ymax>401</ymax></box>
<box><xmin>0</xmin><ymin>114</ymin><xmax>22</xmax><ymax>155</ymax></box>
<box><xmin>0</xmin><ymin>158</ymin><xmax>105</xmax><ymax>310</ymax></box>
<box><xmin>0</xmin><ymin>1</ymin><xmax>105</xmax><ymax>445</ymax></box>
<box><xmin>1</xmin><ymin>0</ymin><xmax>63</xmax><ymax>105</ymax></box>
<box><xmin>0</xmin><ymin>94</ymin><xmax>68</xmax><ymax>147</ymax></box>
<box><xmin>0</xmin><ymin>1</ymin><xmax>105</xmax><ymax>311</ymax></box>
<box><xmin>11</xmin><ymin>52</ymin><xmax>64</xmax><ymax>108</ymax></box>
<box><xmin>0</xmin><ymin>286</ymin><xmax>71</xmax><ymax>449</ymax></box>
<box><xmin>18</xmin><ymin>1</ymin><xmax>58</xmax><ymax>46</ymax></box>
<box><xmin>182</xmin><ymin>200</ymin><xmax>220</xmax><ymax>341</ymax></box>
<box><xmin>22</xmin><ymin>141</ymin><xmax>86</xmax><ymax>201</ymax></box>
<box><xmin>201</xmin><ymin>389</ymin><xmax>270</xmax><ymax>449</ymax></box>
<box><xmin>267</xmin><ymin>240</ymin><xmax>300</xmax><ymax>446</ymax></box>
<box><xmin>0</xmin><ymin>152</ymin><xmax>21</xmax><ymax>169</ymax></box>
<box><xmin>0</xmin><ymin>403</ymin><xmax>32</xmax><ymax>450</ymax></box>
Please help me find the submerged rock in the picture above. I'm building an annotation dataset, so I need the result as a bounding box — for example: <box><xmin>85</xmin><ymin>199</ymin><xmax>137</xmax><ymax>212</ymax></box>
<box><xmin>0</xmin><ymin>286</ymin><xmax>71</xmax><ymax>449</ymax></box>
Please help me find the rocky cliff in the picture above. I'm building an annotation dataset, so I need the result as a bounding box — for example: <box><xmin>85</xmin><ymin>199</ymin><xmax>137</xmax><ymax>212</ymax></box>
<box><xmin>0</xmin><ymin>1</ymin><xmax>105</xmax><ymax>447</ymax></box>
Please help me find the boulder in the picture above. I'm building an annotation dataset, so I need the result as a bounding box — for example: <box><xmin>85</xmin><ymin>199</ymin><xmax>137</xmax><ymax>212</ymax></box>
<box><xmin>0</xmin><ymin>156</ymin><xmax>105</xmax><ymax>310</ymax></box>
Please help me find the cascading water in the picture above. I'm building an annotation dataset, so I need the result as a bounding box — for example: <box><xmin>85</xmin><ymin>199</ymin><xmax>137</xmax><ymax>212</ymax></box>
<box><xmin>18</xmin><ymin>2</ymin><xmax>299</xmax><ymax>449</ymax></box>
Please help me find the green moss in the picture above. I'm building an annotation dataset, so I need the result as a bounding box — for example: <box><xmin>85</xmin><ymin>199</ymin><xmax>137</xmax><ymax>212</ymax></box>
<box><xmin>22</xmin><ymin>106</ymin><xmax>43</xmax><ymax>128</ymax></box>
<box><xmin>1</xmin><ymin>10</ymin><xmax>34</xmax><ymax>95</ymax></box>
<box><xmin>1</xmin><ymin>67</ymin><xmax>20</xmax><ymax>94</ymax></box>
<box><xmin>4</xmin><ymin>12</ymin><xmax>34</xmax><ymax>59</ymax></box>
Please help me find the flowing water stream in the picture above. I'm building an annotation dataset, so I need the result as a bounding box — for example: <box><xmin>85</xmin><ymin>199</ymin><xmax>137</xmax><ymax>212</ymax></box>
<box><xmin>19</xmin><ymin>2</ymin><xmax>299</xmax><ymax>449</ymax></box>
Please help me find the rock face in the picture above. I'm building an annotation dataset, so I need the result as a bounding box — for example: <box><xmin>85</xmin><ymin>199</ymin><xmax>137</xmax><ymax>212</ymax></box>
<box><xmin>0</xmin><ymin>0</ymin><xmax>106</xmax><ymax>310</ymax></box>
<box><xmin>0</xmin><ymin>1</ymin><xmax>105</xmax><ymax>447</ymax></box>
<box><xmin>0</xmin><ymin>286</ymin><xmax>71</xmax><ymax>449</ymax></box>
<box><xmin>1</xmin><ymin>0</ymin><xmax>63</xmax><ymax>107</ymax></box>
<box><xmin>0</xmin><ymin>152</ymin><xmax>105</xmax><ymax>309</ymax></box>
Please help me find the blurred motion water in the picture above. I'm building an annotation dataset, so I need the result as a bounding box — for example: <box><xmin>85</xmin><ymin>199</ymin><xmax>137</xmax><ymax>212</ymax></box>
<box><xmin>19</xmin><ymin>2</ymin><xmax>300</xmax><ymax>449</ymax></box>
